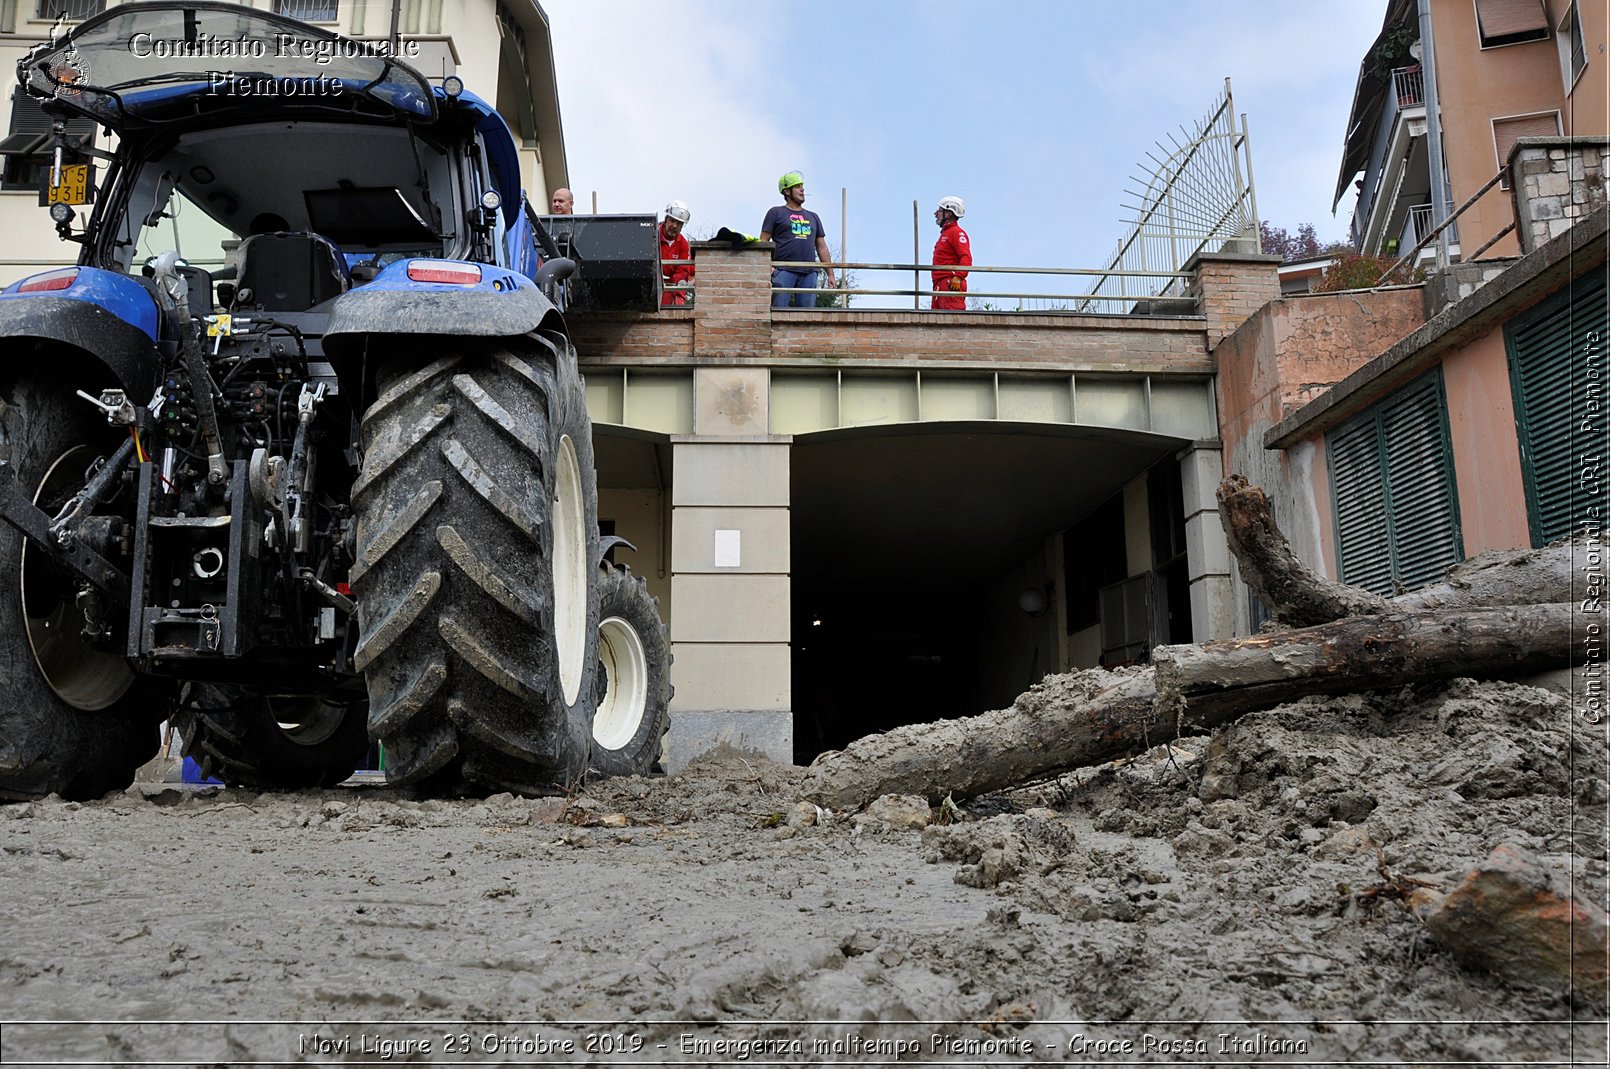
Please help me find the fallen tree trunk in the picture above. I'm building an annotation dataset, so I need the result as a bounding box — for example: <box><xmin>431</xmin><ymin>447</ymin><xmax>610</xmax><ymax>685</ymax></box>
<box><xmin>800</xmin><ymin>604</ymin><xmax>1580</xmax><ymax>810</ymax></box>
<box><xmin>801</xmin><ymin>476</ymin><xmax>1593</xmax><ymax>810</ymax></box>
<box><xmin>1217</xmin><ymin>474</ymin><xmax>1391</xmax><ymax>626</ymax></box>
<box><xmin>1152</xmin><ymin>602</ymin><xmax>1578</xmax><ymax>722</ymax></box>
<box><xmin>1219</xmin><ymin>474</ymin><xmax>1581</xmax><ymax>626</ymax></box>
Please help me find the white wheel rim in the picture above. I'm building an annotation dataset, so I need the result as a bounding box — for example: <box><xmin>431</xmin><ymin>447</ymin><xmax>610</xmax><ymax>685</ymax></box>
<box><xmin>554</xmin><ymin>434</ymin><xmax>587</xmax><ymax>707</ymax></box>
<box><xmin>20</xmin><ymin>445</ymin><xmax>134</xmax><ymax>711</ymax></box>
<box><xmin>594</xmin><ymin>614</ymin><xmax>648</xmax><ymax>750</ymax></box>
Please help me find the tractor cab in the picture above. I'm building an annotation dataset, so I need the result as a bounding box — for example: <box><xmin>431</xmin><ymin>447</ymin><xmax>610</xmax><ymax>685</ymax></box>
<box><xmin>10</xmin><ymin>1</ymin><xmax>541</xmax><ymax>322</ymax></box>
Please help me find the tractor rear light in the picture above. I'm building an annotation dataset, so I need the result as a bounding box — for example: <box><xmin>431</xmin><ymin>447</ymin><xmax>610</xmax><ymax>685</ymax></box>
<box><xmin>407</xmin><ymin>260</ymin><xmax>482</xmax><ymax>285</ymax></box>
<box><xmin>16</xmin><ymin>268</ymin><xmax>79</xmax><ymax>293</ymax></box>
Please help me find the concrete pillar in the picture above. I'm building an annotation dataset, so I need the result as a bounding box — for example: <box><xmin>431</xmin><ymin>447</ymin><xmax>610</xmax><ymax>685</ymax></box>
<box><xmin>665</xmin><ymin>439</ymin><xmax>792</xmax><ymax>768</ymax></box>
<box><xmin>662</xmin><ymin>362</ymin><xmax>793</xmax><ymax>769</ymax></box>
<box><xmin>1179</xmin><ymin>441</ymin><xmax>1235</xmax><ymax>640</ymax></box>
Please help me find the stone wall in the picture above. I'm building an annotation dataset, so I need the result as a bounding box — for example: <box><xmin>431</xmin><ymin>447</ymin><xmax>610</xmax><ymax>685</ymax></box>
<box><xmin>1509</xmin><ymin>136</ymin><xmax>1610</xmax><ymax>253</ymax></box>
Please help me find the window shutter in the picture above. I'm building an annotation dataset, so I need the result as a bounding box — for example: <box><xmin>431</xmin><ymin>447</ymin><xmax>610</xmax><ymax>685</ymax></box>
<box><xmin>1329</xmin><ymin>371</ymin><xmax>1462</xmax><ymax>595</ymax></box>
<box><xmin>1330</xmin><ymin>418</ymin><xmax>1394</xmax><ymax>594</ymax></box>
<box><xmin>1493</xmin><ymin>112</ymin><xmax>1562</xmax><ymax>183</ymax></box>
<box><xmin>1475</xmin><ymin>0</ymin><xmax>1550</xmax><ymax>44</ymax></box>
<box><xmin>1381</xmin><ymin>377</ymin><xmax>1462</xmax><ymax>589</ymax></box>
<box><xmin>1508</xmin><ymin>270</ymin><xmax>1610</xmax><ymax>545</ymax></box>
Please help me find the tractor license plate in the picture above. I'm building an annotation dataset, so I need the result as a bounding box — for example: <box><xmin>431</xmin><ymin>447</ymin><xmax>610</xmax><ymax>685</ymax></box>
<box><xmin>42</xmin><ymin>164</ymin><xmax>90</xmax><ymax>206</ymax></box>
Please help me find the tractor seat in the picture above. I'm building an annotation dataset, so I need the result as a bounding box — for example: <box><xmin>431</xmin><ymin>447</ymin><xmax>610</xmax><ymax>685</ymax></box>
<box><xmin>234</xmin><ymin>232</ymin><xmax>350</xmax><ymax>312</ymax></box>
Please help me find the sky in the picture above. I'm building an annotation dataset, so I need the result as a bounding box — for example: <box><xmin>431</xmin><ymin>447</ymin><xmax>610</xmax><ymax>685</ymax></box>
<box><xmin>539</xmin><ymin>0</ymin><xmax>1387</xmax><ymax>299</ymax></box>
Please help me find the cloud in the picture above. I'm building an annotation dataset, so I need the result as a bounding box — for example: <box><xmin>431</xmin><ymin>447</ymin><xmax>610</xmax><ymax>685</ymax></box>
<box><xmin>545</xmin><ymin>1</ymin><xmax>809</xmax><ymax>233</ymax></box>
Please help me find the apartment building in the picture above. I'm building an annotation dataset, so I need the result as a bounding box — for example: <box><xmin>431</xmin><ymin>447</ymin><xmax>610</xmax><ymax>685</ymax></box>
<box><xmin>1335</xmin><ymin>0</ymin><xmax>1606</xmax><ymax>265</ymax></box>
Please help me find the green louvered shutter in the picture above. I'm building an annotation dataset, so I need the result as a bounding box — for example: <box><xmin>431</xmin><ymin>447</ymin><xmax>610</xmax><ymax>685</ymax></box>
<box><xmin>1328</xmin><ymin>371</ymin><xmax>1463</xmax><ymax>594</ymax></box>
<box><xmin>1381</xmin><ymin>376</ymin><xmax>1463</xmax><ymax>589</ymax></box>
<box><xmin>1507</xmin><ymin>271</ymin><xmax>1610</xmax><ymax>546</ymax></box>
<box><xmin>1330</xmin><ymin>418</ymin><xmax>1393</xmax><ymax>593</ymax></box>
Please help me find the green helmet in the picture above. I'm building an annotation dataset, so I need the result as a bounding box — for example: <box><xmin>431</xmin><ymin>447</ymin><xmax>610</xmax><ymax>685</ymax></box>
<box><xmin>778</xmin><ymin>170</ymin><xmax>805</xmax><ymax>193</ymax></box>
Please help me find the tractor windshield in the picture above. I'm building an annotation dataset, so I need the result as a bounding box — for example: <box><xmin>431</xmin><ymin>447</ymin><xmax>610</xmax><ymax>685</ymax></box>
<box><xmin>101</xmin><ymin>119</ymin><xmax>457</xmax><ymax>279</ymax></box>
<box><xmin>19</xmin><ymin>1</ymin><xmax>434</xmax><ymax>129</ymax></box>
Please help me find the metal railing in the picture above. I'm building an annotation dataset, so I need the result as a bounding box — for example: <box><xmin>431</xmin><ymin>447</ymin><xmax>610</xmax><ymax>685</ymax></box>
<box><xmin>1405</xmin><ymin>204</ymin><xmax>1434</xmax><ymax>248</ymax></box>
<box><xmin>275</xmin><ymin>0</ymin><xmax>340</xmax><ymax>22</ymax></box>
<box><xmin>662</xmin><ymin>259</ymin><xmax>1199</xmax><ymax>316</ymax></box>
<box><xmin>1080</xmin><ymin>79</ymin><xmax>1258</xmax><ymax>313</ymax></box>
<box><xmin>1391</xmin><ymin>65</ymin><xmax>1424</xmax><ymax>108</ymax></box>
<box><xmin>1378</xmin><ymin>164</ymin><xmax>1508</xmax><ymax>284</ymax></box>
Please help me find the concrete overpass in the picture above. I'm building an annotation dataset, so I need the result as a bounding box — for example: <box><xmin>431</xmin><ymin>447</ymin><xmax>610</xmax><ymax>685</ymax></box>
<box><xmin>567</xmin><ymin>243</ymin><xmax>1281</xmax><ymax>767</ymax></box>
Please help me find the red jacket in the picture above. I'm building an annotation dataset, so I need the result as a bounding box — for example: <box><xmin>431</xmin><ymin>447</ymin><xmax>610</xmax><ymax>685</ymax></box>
<box><xmin>659</xmin><ymin>223</ymin><xmax>693</xmax><ymax>305</ymax></box>
<box><xmin>932</xmin><ymin>222</ymin><xmax>972</xmax><ymax>291</ymax></box>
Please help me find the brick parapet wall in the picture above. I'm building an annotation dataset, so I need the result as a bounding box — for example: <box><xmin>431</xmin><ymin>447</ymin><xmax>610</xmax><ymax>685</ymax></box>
<box><xmin>567</xmin><ymin>239</ymin><xmax>1212</xmax><ymax>374</ymax></box>
<box><xmin>1509</xmin><ymin>137</ymin><xmax>1610</xmax><ymax>254</ymax></box>
<box><xmin>1186</xmin><ymin>251</ymin><xmax>1282</xmax><ymax>351</ymax></box>
<box><xmin>689</xmin><ymin>243</ymin><xmax>774</xmax><ymax>360</ymax></box>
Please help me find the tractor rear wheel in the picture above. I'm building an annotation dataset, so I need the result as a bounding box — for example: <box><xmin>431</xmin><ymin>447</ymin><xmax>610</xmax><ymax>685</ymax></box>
<box><xmin>352</xmin><ymin>336</ymin><xmax>599</xmax><ymax>795</ymax></box>
<box><xmin>0</xmin><ymin>378</ymin><xmax>160</xmax><ymax>800</ymax></box>
<box><xmin>590</xmin><ymin>563</ymin><xmax>671</xmax><ymax>778</ymax></box>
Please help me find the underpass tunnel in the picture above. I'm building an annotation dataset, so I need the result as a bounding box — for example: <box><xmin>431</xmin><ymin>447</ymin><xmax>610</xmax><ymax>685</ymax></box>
<box><xmin>790</xmin><ymin>423</ymin><xmax>1191</xmax><ymax>764</ymax></box>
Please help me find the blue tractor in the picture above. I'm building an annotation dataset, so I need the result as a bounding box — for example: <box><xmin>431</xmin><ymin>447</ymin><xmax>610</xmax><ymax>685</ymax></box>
<box><xmin>0</xmin><ymin>3</ymin><xmax>664</xmax><ymax>798</ymax></box>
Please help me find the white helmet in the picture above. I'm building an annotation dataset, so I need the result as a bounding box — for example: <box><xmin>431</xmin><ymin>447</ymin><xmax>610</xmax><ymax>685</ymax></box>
<box><xmin>664</xmin><ymin>200</ymin><xmax>690</xmax><ymax>224</ymax></box>
<box><xmin>937</xmin><ymin>195</ymin><xmax>965</xmax><ymax>219</ymax></box>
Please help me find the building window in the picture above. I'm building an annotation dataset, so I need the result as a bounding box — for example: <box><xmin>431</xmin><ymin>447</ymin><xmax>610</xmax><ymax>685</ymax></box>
<box><xmin>1557</xmin><ymin>1</ymin><xmax>1588</xmax><ymax>91</ymax></box>
<box><xmin>1327</xmin><ymin>371</ymin><xmax>1463</xmax><ymax>595</ymax></box>
<box><xmin>274</xmin><ymin>0</ymin><xmax>339</xmax><ymax>22</ymax></box>
<box><xmin>1506</xmin><ymin>270</ymin><xmax>1610</xmax><ymax>547</ymax></box>
<box><xmin>34</xmin><ymin>0</ymin><xmax>104</xmax><ymax>20</ymax></box>
<box><xmin>1473</xmin><ymin>0</ymin><xmax>1551</xmax><ymax>48</ymax></box>
<box><xmin>0</xmin><ymin>88</ymin><xmax>95</xmax><ymax>192</ymax></box>
<box><xmin>1493</xmin><ymin>111</ymin><xmax>1561</xmax><ymax>188</ymax></box>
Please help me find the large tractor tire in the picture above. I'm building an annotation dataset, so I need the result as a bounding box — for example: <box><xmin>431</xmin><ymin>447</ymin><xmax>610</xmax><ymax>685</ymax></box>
<box><xmin>352</xmin><ymin>336</ymin><xmax>599</xmax><ymax>795</ymax></box>
<box><xmin>174</xmin><ymin>687</ymin><xmax>370</xmax><ymax>789</ymax></box>
<box><xmin>590</xmin><ymin>563</ymin><xmax>671</xmax><ymax>778</ymax></box>
<box><xmin>0</xmin><ymin>378</ymin><xmax>161</xmax><ymax>800</ymax></box>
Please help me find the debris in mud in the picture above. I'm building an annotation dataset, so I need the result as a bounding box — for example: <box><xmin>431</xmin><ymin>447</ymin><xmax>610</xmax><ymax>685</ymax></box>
<box><xmin>1413</xmin><ymin>842</ymin><xmax>1609</xmax><ymax>1007</ymax></box>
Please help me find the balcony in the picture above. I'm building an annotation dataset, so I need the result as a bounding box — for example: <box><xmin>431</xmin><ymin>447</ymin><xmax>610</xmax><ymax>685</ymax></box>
<box><xmin>1350</xmin><ymin>66</ymin><xmax>1430</xmax><ymax>254</ymax></box>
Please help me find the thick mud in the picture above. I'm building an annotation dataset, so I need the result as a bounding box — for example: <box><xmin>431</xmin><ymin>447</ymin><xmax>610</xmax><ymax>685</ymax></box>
<box><xmin>0</xmin><ymin>676</ymin><xmax>1605</xmax><ymax>1065</ymax></box>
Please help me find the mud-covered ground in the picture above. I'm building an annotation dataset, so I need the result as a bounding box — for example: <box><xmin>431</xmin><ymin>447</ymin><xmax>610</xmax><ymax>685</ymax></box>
<box><xmin>1</xmin><ymin>675</ymin><xmax>1606</xmax><ymax>1066</ymax></box>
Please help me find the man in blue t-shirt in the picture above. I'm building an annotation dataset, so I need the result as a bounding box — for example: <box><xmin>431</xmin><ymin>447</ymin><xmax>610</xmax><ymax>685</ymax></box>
<box><xmin>760</xmin><ymin>170</ymin><xmax>838</xmax><ymax>309</ymax></box>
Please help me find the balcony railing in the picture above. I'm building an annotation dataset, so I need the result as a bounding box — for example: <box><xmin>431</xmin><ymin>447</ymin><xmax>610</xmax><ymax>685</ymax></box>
<box><xmin>1391</xmin><ymin>65</ymin><xmax>1424</xmax><ymax>109</ymax></box>
<box><xmin>275</xmin><ymin>0</ymin><xmax>339</xmax><ymax>22</ymax></box>
<box><xmin>659</xmin><ymin>258</ymin><xmax>1198</xmax><ymax>316</ymax></box>
<box><xmin>1400</xmin><ymin>200</ymin><xmax>1459</xmax><ymax>254</ymax></box>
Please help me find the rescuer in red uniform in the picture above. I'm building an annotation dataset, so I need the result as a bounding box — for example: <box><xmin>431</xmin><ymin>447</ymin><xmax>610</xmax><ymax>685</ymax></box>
<box><xmin>931</xmin><ymin>195</ymin><xmax>971</xmax><ymax>310</ymax></box>
<box><xmin>659</xmin><ymin>199</ymin><xmax>693</xmax><ymax>306</ymax></box>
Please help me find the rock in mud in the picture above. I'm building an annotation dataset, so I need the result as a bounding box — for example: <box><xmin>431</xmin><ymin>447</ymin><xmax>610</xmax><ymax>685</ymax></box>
<box><xmin>1415</xmin><ymin>842</ymin><xmax>1609</xmax><ymax>1007</ymax></box>
<box><xmin>861</xmin><ymin>795</ymin><xmax>931</xmax><ymax>831</ymax></box>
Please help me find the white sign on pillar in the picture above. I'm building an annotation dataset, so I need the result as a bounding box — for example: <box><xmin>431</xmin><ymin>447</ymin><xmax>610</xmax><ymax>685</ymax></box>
<box><xmin>714</xmin><ymin>529</ymin><xmax>741</xmax><ymax>568</ymax></box>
